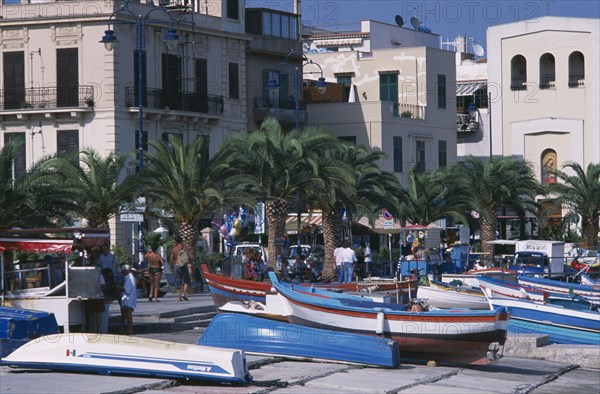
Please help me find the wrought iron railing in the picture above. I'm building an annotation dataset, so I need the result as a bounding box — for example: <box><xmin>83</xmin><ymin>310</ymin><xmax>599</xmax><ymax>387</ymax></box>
<box><xmin>510</xmin><ymin>77</ymin><xmax>527</xmax><ymax>91</ymax></box>
<box><xmin>539</xmin><ymin>74</ymin><xmax>556</xmax><ymax>90</ymax></box>
<box><xmin>0</xmin><ymin>85</ymin><xmax>95</xmax><ymax>110</ymax></box>
<box><xmin>568</xmin><ymin>74</ymin><xmax>585</xmax><ymax>88</ymax></box>
<box><xmin>125</xmin><ymin>87</ymin><xmax>224</xmax><ymax>115</ymax></box>
<box><xmin>456</xmin><ymin>113</ymin><xmax>480</xmax><ymax>133</ymax></box>
<box><xmin>253</xmin><ymin>96</ymin><xmax>306</xmax><ymax>111</ymax></box>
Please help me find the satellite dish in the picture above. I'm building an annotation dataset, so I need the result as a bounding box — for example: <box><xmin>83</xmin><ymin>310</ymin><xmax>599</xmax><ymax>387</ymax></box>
<box><xmin>395</xmin><ymin>15</ymin><xmax>404</xmax><ymax>27</ymax></box>
<box><xmin>473</xmin><ymin>44</ymin><xmax>485</xmax><ymax>57</ymax></box>
<box><xmin>410</xmin><ymin>16</ymin><xmax>421</xmax><ymax>30</ymax></box>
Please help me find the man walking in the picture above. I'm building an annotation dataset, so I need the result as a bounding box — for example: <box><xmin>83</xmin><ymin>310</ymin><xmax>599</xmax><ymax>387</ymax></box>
<box><xmin>341</xmin><ymin>243</ymin><xmax>357</xmax><ymax>283</ymax></box>
<box><xmin>334</xmin><ymin>243</ymin><xmax>344</xmax><ymax>283</ymax></box>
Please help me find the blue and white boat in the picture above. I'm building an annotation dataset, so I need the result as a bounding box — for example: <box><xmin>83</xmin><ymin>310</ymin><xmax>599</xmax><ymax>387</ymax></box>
<box><xmin>517</xmin><ymin>275</ymin><xmax>600</xmax><ymax>302</ymax></box>
<box><xmin>478</xmin><ymin>277</ymin><xmax>600</xmax><ymax>345</ymax></box>
<box><xmin>200</xmin><ymin>313</ymin><xmax>400</xmax><ymax>368</ymax></box>
<box><xmin>1</xmin><ymin>333</ymin><xmax>252</xmax><ymax>384</ymax></box>
<box><xmin>0</xmin><ymin>306</ymin><xmax>59</xmax><ymax>358</ymax></box>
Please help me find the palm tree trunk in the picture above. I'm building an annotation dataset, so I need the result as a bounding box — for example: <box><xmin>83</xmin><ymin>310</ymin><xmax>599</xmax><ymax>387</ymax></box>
<box><xmin>178</xmin><ymin>222</ymin><xmax>199</xmax><ymax>282</ymax></box>
<box><xmin>321</xmin><ymin>208</ymin><xmax>343</xmax><ymax>281</ymax></box>
<box><xmin>582</xmin><ymin>216</ymin><xmax>599</xmax><ymax>250</ymax></box>
<box><xmin>480</xmin><ymin>216</ymin><xmax>496</xmax><ymax>266</ymax></box>
<box><xmin>266</xmin><ymin>198</ymin><xmax>290</xmax><ymax>269</ymax></box>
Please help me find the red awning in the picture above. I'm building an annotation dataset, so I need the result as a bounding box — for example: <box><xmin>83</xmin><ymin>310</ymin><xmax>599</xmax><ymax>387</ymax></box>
<box><xmin>0</xmin><ymin>238</ymin><xmax>74</xmax><ymax>253</ymax></box>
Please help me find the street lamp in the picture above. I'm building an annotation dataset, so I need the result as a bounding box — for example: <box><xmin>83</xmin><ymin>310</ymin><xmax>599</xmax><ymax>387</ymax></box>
<box><xmin>100</xmin><ymin>1</ymin><xmax>179</xmax><ymax>262</ymax></box>
<box><xmin>267</xmin><ymin>51</ymin><xmax>327</xmax><ymax>257</ymax></box>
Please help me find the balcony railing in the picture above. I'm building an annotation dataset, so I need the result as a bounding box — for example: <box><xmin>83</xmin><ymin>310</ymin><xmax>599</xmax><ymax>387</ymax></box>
<box><xmin>568</xmin><ymin>74</ymin><xmax>585</xmax><ymax>88</ymax></box>
<box><xmin>253</xmin><ymin>96</ymin><xmax>306</xmax><ymax>111</ymax></box>
<box><xmin>125</xmin><ymin>87</ymin><xmax>224</xmax><ymax>115</ymax></box>
<box><xmin>392</xmin><ymin>103</ymin><xmax>426</xmax><ymax>120</ymax></box>
<box><xmin>0</xmin><ymin>85</ymin><xmax>94</xmax><ymax>110</ymax></box>
<box><xmin>539</xmin><ymin>74</ymin><xmax>556</xmax><ymax>90</ymax></box>
<box><xmin>456</xmin><ymin>113</ymin><xmax>480</xmax><ymax>133</ymax></box>
<box><xmin>510</xmin><ymin>77</ymin><xmax>527</xmax><ymax>91</ymax></box>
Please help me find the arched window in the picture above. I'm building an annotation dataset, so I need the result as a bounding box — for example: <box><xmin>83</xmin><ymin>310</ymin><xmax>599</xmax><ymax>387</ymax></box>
<box><xmin>510</xmin><ymin>55</ymin><xmax>527</xmax><ymax>91</ymax></box>
<box><xmin>541</xmin><ymin>149</ymin><xmax>557</xmax><ymax>185</ymax></box>
<box><xmin>539</xmin><ymin>53</ymin><xmax>555</xmax><ymax>90</ymax></box>
<box><xmin>568</xmin><ymin>51</ymin><xmax>585</xmax><ymax>88</ymax></box>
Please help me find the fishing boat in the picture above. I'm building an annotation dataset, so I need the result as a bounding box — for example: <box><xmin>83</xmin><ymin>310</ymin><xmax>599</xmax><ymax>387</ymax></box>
<box><xmin>0</xmin><ymin>306</ymin><xmax>59</xmax><ymax>358</ymax></box>
<box><xmin>416</xmin><ymin>280</ymin><xmax>489</xmax><ymax>310</ymax></box>
<box><xmin>580</xmin><ymin>273</ymin><xmax>600</xmax><ymax>287</ymax></box>
<box><xmin>267</xmin><ymin>272</ymin><xmax>509</xmax><ymax>366</ymax></box>
<box><xmin>475</xmin><ymin>277</ymin><xmax>547</xmax><ymax>302</ymax></box>
<box><xmin>517</xmin><ymin>275</ymin><xmax>600</xmax><ymax>302</ymax></box>
<box><xmin>1</xmin><ymin>333</ymin><xmax>252</xmax><ymax>383</ymax></box>
<box><xmin>478</xmin><ymin>277</ymin><xmax>600</xmax><ymax>345</ymax></box>
<box><xmin>199</xmin><ymin>313</ymin><xmax>400</xmax><ymax>368</ymax></box>
<box><xmin>440</xmin><ymin>268</ymin><xmax>518</xmax><ymax>288</ymax></box>
<box><xmin>201</xmin><ymin>264</ymin><xmax>417</xmax><ymax>308</ymax></box>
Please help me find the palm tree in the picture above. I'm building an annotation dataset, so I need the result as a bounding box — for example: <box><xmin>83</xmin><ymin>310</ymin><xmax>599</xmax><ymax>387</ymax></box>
<box><xmin>218</xmin><ymin>118</ymin><xmax>341</xmax><ymax>269</ymax></box>
<box><xmin>398</xmin><ymin>166</ymin><xmax>471</xmax><ymax>226</ymax></box>
<box><xmin>450</xmin><ymin>156</ymin><xmax>541</xmax><ymax>258</ymax></box>
<box><xmin>546</xmin><ymin>162</ymin><xmax>600</xmax><ymax>249</ymax></box>
<box><xmin>0</xmin><ymin>142</ymin><xmax>34</xmax><ymax>229</ymax></box>
<box><xmin>35</xmin><ymin>149</ymin><xmax>139</xmax><ymax>228</ymax></box>
<box><xmin>142</xmin><ymin>137</ymin><xmax>247</xmax><ymax>279</ymax></box>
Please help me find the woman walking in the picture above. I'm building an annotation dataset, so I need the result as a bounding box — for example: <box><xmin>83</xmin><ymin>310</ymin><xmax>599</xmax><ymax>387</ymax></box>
<box><xmin>144</xmin><ymin>246</ymin><xmax>165</xmax><ymax>302</ymax></box>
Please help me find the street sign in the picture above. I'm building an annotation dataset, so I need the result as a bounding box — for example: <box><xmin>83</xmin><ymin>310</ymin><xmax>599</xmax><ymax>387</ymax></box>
<box><xmin>383</xmin><ymin>220</ymin><xmax>394</xmax><ymax>230</ymax></box>
<box><xmin>381</xmin><ymin>208</ymin><xmax>393</xmax><ymax>221</ymax></box>
<box><xmin>120</xmin><ymin>213</ymin><xmax>144</xmax><ymax>222</ymax></box>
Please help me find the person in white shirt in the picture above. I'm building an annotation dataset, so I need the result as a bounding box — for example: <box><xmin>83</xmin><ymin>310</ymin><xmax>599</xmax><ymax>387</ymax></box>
<box><xmin>333</xmin><ymin>244</ymin><xmax>345</xmax><ymax>283</ymax></box>
<box><xmin>341</xmin><ymin>244</ymin><xmax>357</xmax><ymax>283</ymax></box>
<box><xmin>362</xmin><ymin>242</ymin><xmax>372</xmax><ymax>277</ymax></box>
<box><xmin>120</xmin><ymin>265</ymin><xmax>137</xmax><ymax>335</ymax></box>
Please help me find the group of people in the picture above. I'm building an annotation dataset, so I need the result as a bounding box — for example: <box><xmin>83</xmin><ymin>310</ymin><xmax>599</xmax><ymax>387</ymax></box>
<box><xmin>242</xmin><ymin>248</ymin><xmax>266</xmax><ymax>281</ymax></box>
<box><xmin>334</xmin><ymin>243</ymin><xmax>371</xmax><ymax>283</ymax></box>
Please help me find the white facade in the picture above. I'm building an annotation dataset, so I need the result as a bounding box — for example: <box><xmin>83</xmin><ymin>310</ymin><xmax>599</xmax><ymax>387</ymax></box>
<box><xmin>0</xmin><ymin>0</ymin><xmax>249</xmax><ymax>247</ymax></box>
<box><xmin>487</xmin><ymin>16</ymin><xmax>600</xmax><ymax>182</ymax></box>
<box><xmin>304</xmin><ymin>20</ymin><xmax>457</xmax><ymax>184</ymax></box>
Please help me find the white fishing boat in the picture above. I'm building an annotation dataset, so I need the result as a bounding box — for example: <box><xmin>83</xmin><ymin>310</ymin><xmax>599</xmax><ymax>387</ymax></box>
<box><xmin>1</xmin><ymin>333</ymin><xmax>251</xmax><ymax>384</ymax></box>
<box><xmin>417</xmin><ymin>280</ymin><xmax>489</xmax><ymax>310</ymax></box>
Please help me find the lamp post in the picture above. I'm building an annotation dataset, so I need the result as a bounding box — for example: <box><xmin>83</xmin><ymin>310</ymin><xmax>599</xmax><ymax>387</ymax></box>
<box><xmin>100</xmin><ymin>1</ymin><xmax>179</xmax><ymax>262</ymax></box>
<box><xmin>267</xmin><ymin>51</ymin><xmax>326</xmax><ymax>257</ymax></box>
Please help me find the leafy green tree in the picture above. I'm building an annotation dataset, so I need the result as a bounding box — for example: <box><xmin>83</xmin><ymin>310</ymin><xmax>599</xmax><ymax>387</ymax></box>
<box><xmin>450</xmin><ymin>156</ymin><xmax>541</xmax><ymax>258</ymax></box>
<box><xmin>398</xmin><ymin>166</ymin><xmax>471</xmax><ymax>226</ymax></box>
<box><xmin>35</xmin><ymin>149</ymin><xmax>139</xmax><ymax>228</ymax></box>
<box><xmin>0</xmin><ymin>142</ymin><xmax>34</xmax><ymax>229</ymax></box>
<box><xmin>546</xmin><ymin>162</ymin><xmax>600</xmax><ymax>249</ymax></box>
<box><xmin>218</xmin><ymin>118</ymin><xmax>341</xmax><ymax>269</ymax></box>
<box><xmin>141</xmin><ymin>137</ymin><xmax>248</xmax><ymax>279</ymax></box>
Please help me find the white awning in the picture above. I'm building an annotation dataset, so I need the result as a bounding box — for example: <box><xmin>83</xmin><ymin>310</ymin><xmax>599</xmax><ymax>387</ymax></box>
<box><xmin>456</xmin><ymin>82</ymin><xmax>486</xmax><ymax>96</ymax></box>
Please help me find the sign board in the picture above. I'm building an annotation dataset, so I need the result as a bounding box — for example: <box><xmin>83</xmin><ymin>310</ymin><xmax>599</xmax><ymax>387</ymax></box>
<box><xmin>254</xmin><ymin>202</ymin><xmax>265</xmax><ymax>234</ymax></box>
<box><xmin>120</xmin><ymin>213</ymin><xmax>143</xmax><ymax>222</ymax></box>
<box><xmin>383</xmin><ymin>220</ymin><xmax>394</xmax><ymax>229</ymax></box>
<box><xmin>381</xmin><ymin>208</ymin><xmax>394</xmax><ymax>221</ymax></box>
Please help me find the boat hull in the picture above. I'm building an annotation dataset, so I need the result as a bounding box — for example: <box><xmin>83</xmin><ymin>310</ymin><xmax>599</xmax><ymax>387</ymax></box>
<box><xmin>486</xmin><ymin>298</ymin><xmax>600</xmax><ymax>345</ymax></box>
<box><xmin>0</xmin><ymin>306</ymin><xmax>59</xmax><ymax>358</ymax></box>
<box><xmin>517</xmin><ymin>275</ymin><xmax>600</xmax><ymax>302</ymax></box>
<box><xmin>200</xmin><ymin>313</ymin><xmax>400</xmax><ymax>368</ymax></box>
<box><xmin>417</xmin><ymin>282</ymin><xmax>489</xmax><ymax>310</ymax></box>
<box><xmin>268</xmin><ymin>273</ymin><xmax>508</xmax><ymax>366</ymax></box>
<box><xmin>1</xmin><ymin>334</ymin><xmax>251</xmax><ymax>383</ymax></box>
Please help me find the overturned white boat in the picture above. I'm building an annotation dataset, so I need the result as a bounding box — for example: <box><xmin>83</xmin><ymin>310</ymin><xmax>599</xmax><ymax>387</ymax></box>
<box><xmin>1</xmin><ymin>333</ymin><xmax>251</xmax><ymax>384</ymax></box>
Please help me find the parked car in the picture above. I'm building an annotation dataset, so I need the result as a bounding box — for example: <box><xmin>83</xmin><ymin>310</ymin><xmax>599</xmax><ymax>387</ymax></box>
<box><xmin>232</xmin><ymin>242</ymin><xmax>267</xmax><ymax>262</ymax></box>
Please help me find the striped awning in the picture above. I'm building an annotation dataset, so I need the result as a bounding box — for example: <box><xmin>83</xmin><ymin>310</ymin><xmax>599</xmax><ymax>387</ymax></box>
<box><xmin>315</xmin><ymin>37</ymin><xmax>363</xmax><ymax>46</ymax></box>
<box><xmin>286</xmin><ymin>214</ymin><xmax>322</xmax><ymax>234</ymax></box>
<box><xmin>456</xmin><ymin>81</ymin><xmax>486</xmax><ymax>96</ymax></box>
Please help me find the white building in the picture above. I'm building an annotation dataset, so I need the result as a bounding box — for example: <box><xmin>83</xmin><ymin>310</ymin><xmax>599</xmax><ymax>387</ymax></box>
<box><xmin>0</xmin><ymin>0</ymin><xmax>250</xmax><ymax>249</ymax></box>
<box><xmin>487</xmin><ymin>16</ymin><xmax>599</xmax><ymax>182</ymax></box>
<box><xmin>303</xmin><ymin>20</ymin><xmax>457</xmax><ymax>183</ymax></box>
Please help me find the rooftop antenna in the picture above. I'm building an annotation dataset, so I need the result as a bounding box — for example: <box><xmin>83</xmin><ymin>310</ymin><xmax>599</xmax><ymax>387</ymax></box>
<box><xmin>472</xmin><ymin>44</ymin><xmax>485</xmax><ymax>58</ymax></box>
<box><xmin>394</xmin><ymin>15</ymin><xmax>404</xmax><ymax>27</ymax></box>
<box><xmin>410</xmin><ymin>16</ymin><xmax>421</xmax><ymax>30</ymax></box>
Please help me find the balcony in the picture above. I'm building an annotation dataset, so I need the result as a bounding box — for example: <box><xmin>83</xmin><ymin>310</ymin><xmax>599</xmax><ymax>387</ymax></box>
<box><xmin>456</xmin><ymin>113</ymin><xmax>480</xmax><ymax>133</ymax></box>
<box><xmin>568</xmin><ymin>74</ymin><xmax>585</xmax><ymax>88</ymax></box>
<box><xmin>392</xmin><ymin>103</ymin><xmax>426</xmax><ymax>120</ymax></box>
<box><xmin>510</xmin><ymin>77</ymin><xmax>527</xmax><ymax>91</ymax></box>
<box><xmin>0</xmin><ymin>86</ymin><xmax>95</xmax><ymax>111</ymax></box>
<box><xmin>539</xmin><ymin>74</ymin><xmax>556</xmax><ymax>90</ymax></box>
<box><xmin>125</xmin><ymin>87</ymin><xmax>224</xmax><ymax>116</ymax></box>
<box><xmin>253</xmin><ymin>96</ymin><xmax>308</xmax><ymax>127</ymax></box>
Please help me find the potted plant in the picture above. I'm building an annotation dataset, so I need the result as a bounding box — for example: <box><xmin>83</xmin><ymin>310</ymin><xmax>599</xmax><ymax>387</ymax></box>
<box><xmin>400</xmin><ymin>110</ymin><xmax>413</xmax><ymax>118</ymax></box>
<box><xmin>84</xmin><ymin>96</ymin><xmax>94</xmax><ymax>107</ymax></box>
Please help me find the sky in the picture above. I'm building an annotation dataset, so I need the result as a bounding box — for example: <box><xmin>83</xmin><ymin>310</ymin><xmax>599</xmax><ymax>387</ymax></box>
<box><xmin>248</xmin><ymin>0</ymin><xmax>600</xmax><ymax>49</ymax></box>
